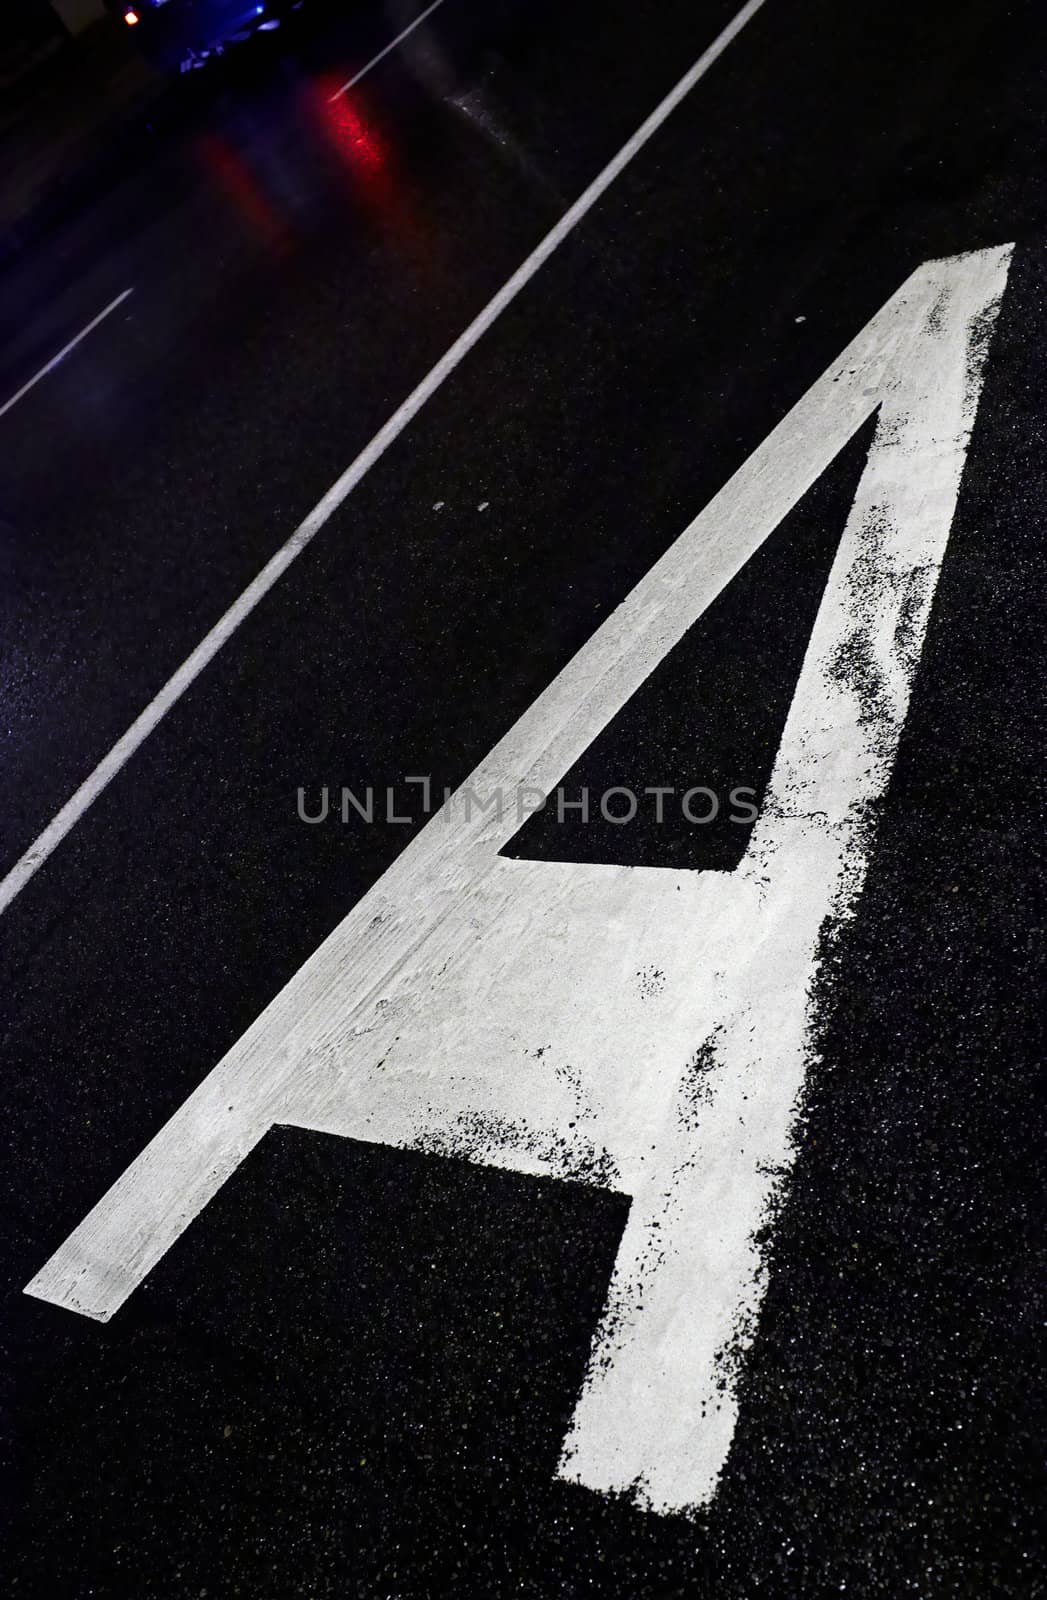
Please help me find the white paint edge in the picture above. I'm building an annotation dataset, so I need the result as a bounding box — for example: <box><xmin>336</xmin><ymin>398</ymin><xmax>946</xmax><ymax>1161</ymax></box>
<box><xmin>0</xmin><ymin>0</ymin><xmax>767</xmax><ymax>918</ymax></box>
<box><xmin>329</xmin><ymin>0</ymin><xmax>451</xmax><ymax>100</ymax></box>
<box><xmin>0</xmin><ymin>288</ymin><xmax>134</xmax><ymax>421</ymax></box>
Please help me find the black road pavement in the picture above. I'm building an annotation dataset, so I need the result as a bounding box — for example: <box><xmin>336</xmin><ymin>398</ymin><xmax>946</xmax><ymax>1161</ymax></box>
<box><xmin>2</xmin><ymin>0</ymin><xmax>1045</xmax><ymax>1594</ymax></box>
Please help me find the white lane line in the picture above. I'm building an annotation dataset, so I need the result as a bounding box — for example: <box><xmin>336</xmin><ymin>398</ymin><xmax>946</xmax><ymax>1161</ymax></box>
<box><xmin>0</xmin><ymin>0</ymin><xmax>766</xmax><ymax>918</ymax></box>
<box><xmin>329</xmin><ymin>0</ymin><xmax>451</xmax><ymax>100</ymax></box>
<box><xmin>0</xmin><ymin>288</ymin><xmax>134</xmax><ymax>421</ymax></box>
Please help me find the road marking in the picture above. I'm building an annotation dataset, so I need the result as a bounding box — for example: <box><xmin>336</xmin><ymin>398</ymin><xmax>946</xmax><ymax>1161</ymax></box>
<box><xmin>26</xmin><ymin>244</ymin><xmax>1012</xmax><ymax>1514</ymax></box>
<box><xmin>329</xmin><ymin>0</ymin><xmax>451</xmax><ymax>100</ymax></box>
<box><xmin>0</xmin><ymin>0</ymin><xmax>766</xmax><ymax>917</ymax></box>
<box><xmin>0</xmin><ymin>288</ymin><xmax>134</xmax><ymax>421</ymax></box>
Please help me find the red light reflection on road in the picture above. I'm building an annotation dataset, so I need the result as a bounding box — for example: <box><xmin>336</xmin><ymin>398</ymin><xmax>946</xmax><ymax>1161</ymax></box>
<box><xmin>307</xmin><ymin>76</ymin><xmax>448</xmax><ymax>284</ymax></box>
<box><xmin>197</xmin><ymin>133</ymin><xmax>291</xmax><ymax>256</ymax></box>
<box><xmin>321</xmin><ymin>87</ymin><xmax>389</xmax><ymax>178</ymax></box>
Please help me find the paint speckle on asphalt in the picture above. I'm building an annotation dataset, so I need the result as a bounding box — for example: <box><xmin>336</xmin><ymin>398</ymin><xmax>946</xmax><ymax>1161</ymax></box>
<box><xmin>635</xmin><ymin>966</ymin><xmax>666</xmax><ymax>1000</ymax></box>
<box><xmin>413</xmin><ymin>1109</ymin><xmax>621</xmax><ymax>1190</ymax></box>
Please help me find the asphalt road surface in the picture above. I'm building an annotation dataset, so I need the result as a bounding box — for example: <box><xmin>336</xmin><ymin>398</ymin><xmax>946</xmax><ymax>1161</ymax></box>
<box><xmin>2</xmin><ymin>0</ymin><xmax>1045</xmax><ymax>1594</ymax></box>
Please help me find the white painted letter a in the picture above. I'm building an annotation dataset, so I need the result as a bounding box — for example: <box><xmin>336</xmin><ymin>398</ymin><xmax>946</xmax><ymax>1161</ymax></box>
<box><xmin>27</xmin><ymin>246</ymin><xmax>1012</xmax><ymax>1516</ymax></box>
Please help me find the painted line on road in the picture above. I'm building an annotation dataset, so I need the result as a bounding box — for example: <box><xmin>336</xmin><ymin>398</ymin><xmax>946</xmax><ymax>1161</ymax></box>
<box><xmin>0</xmin><ymin>0</ymin><xmax>766</xmax><ymax>917</ymax></box>
<box><xmin>0</xmin><ymin>288</ymin><xmax>134</xmax><ymax>421</ymax></box>
<box><xmin>25</xmin><ymin>246</ymin><xmax>1013</xmax><ymax>1512</ymax></box>
<box><xmin>329</xmin><ymin>0</ymin><xmax>451</xmax><ymax>100</ymax></box>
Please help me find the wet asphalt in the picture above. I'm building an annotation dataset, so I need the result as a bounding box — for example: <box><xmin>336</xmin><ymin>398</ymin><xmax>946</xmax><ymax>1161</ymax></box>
<box><xmin>1</xmin><ymin>0</ymin><xmax>1045</xmax><ymax>1593</ymax></box>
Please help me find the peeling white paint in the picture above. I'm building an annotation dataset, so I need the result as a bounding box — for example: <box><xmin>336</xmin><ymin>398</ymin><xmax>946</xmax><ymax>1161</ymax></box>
<box><xmin>26</xmin><ymin>245</ymin><xmax>1012</xmax><ymax>1516</ymax></box>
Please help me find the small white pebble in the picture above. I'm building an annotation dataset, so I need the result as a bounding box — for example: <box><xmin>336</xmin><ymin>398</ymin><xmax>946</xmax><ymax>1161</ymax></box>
<box><xmin>432</xmin><ymin>501</ymin><xmax>445</xmax><ymax>511</ymax></box>
<box><xmin>795</xmin><ymin>314</ymin><xmax>806</xmax><ymax>323</ymax></box>
<box><xmin>478</xmin><ymin>500</ymin><xmax>489</xmax><ymax>511</ymax></box>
